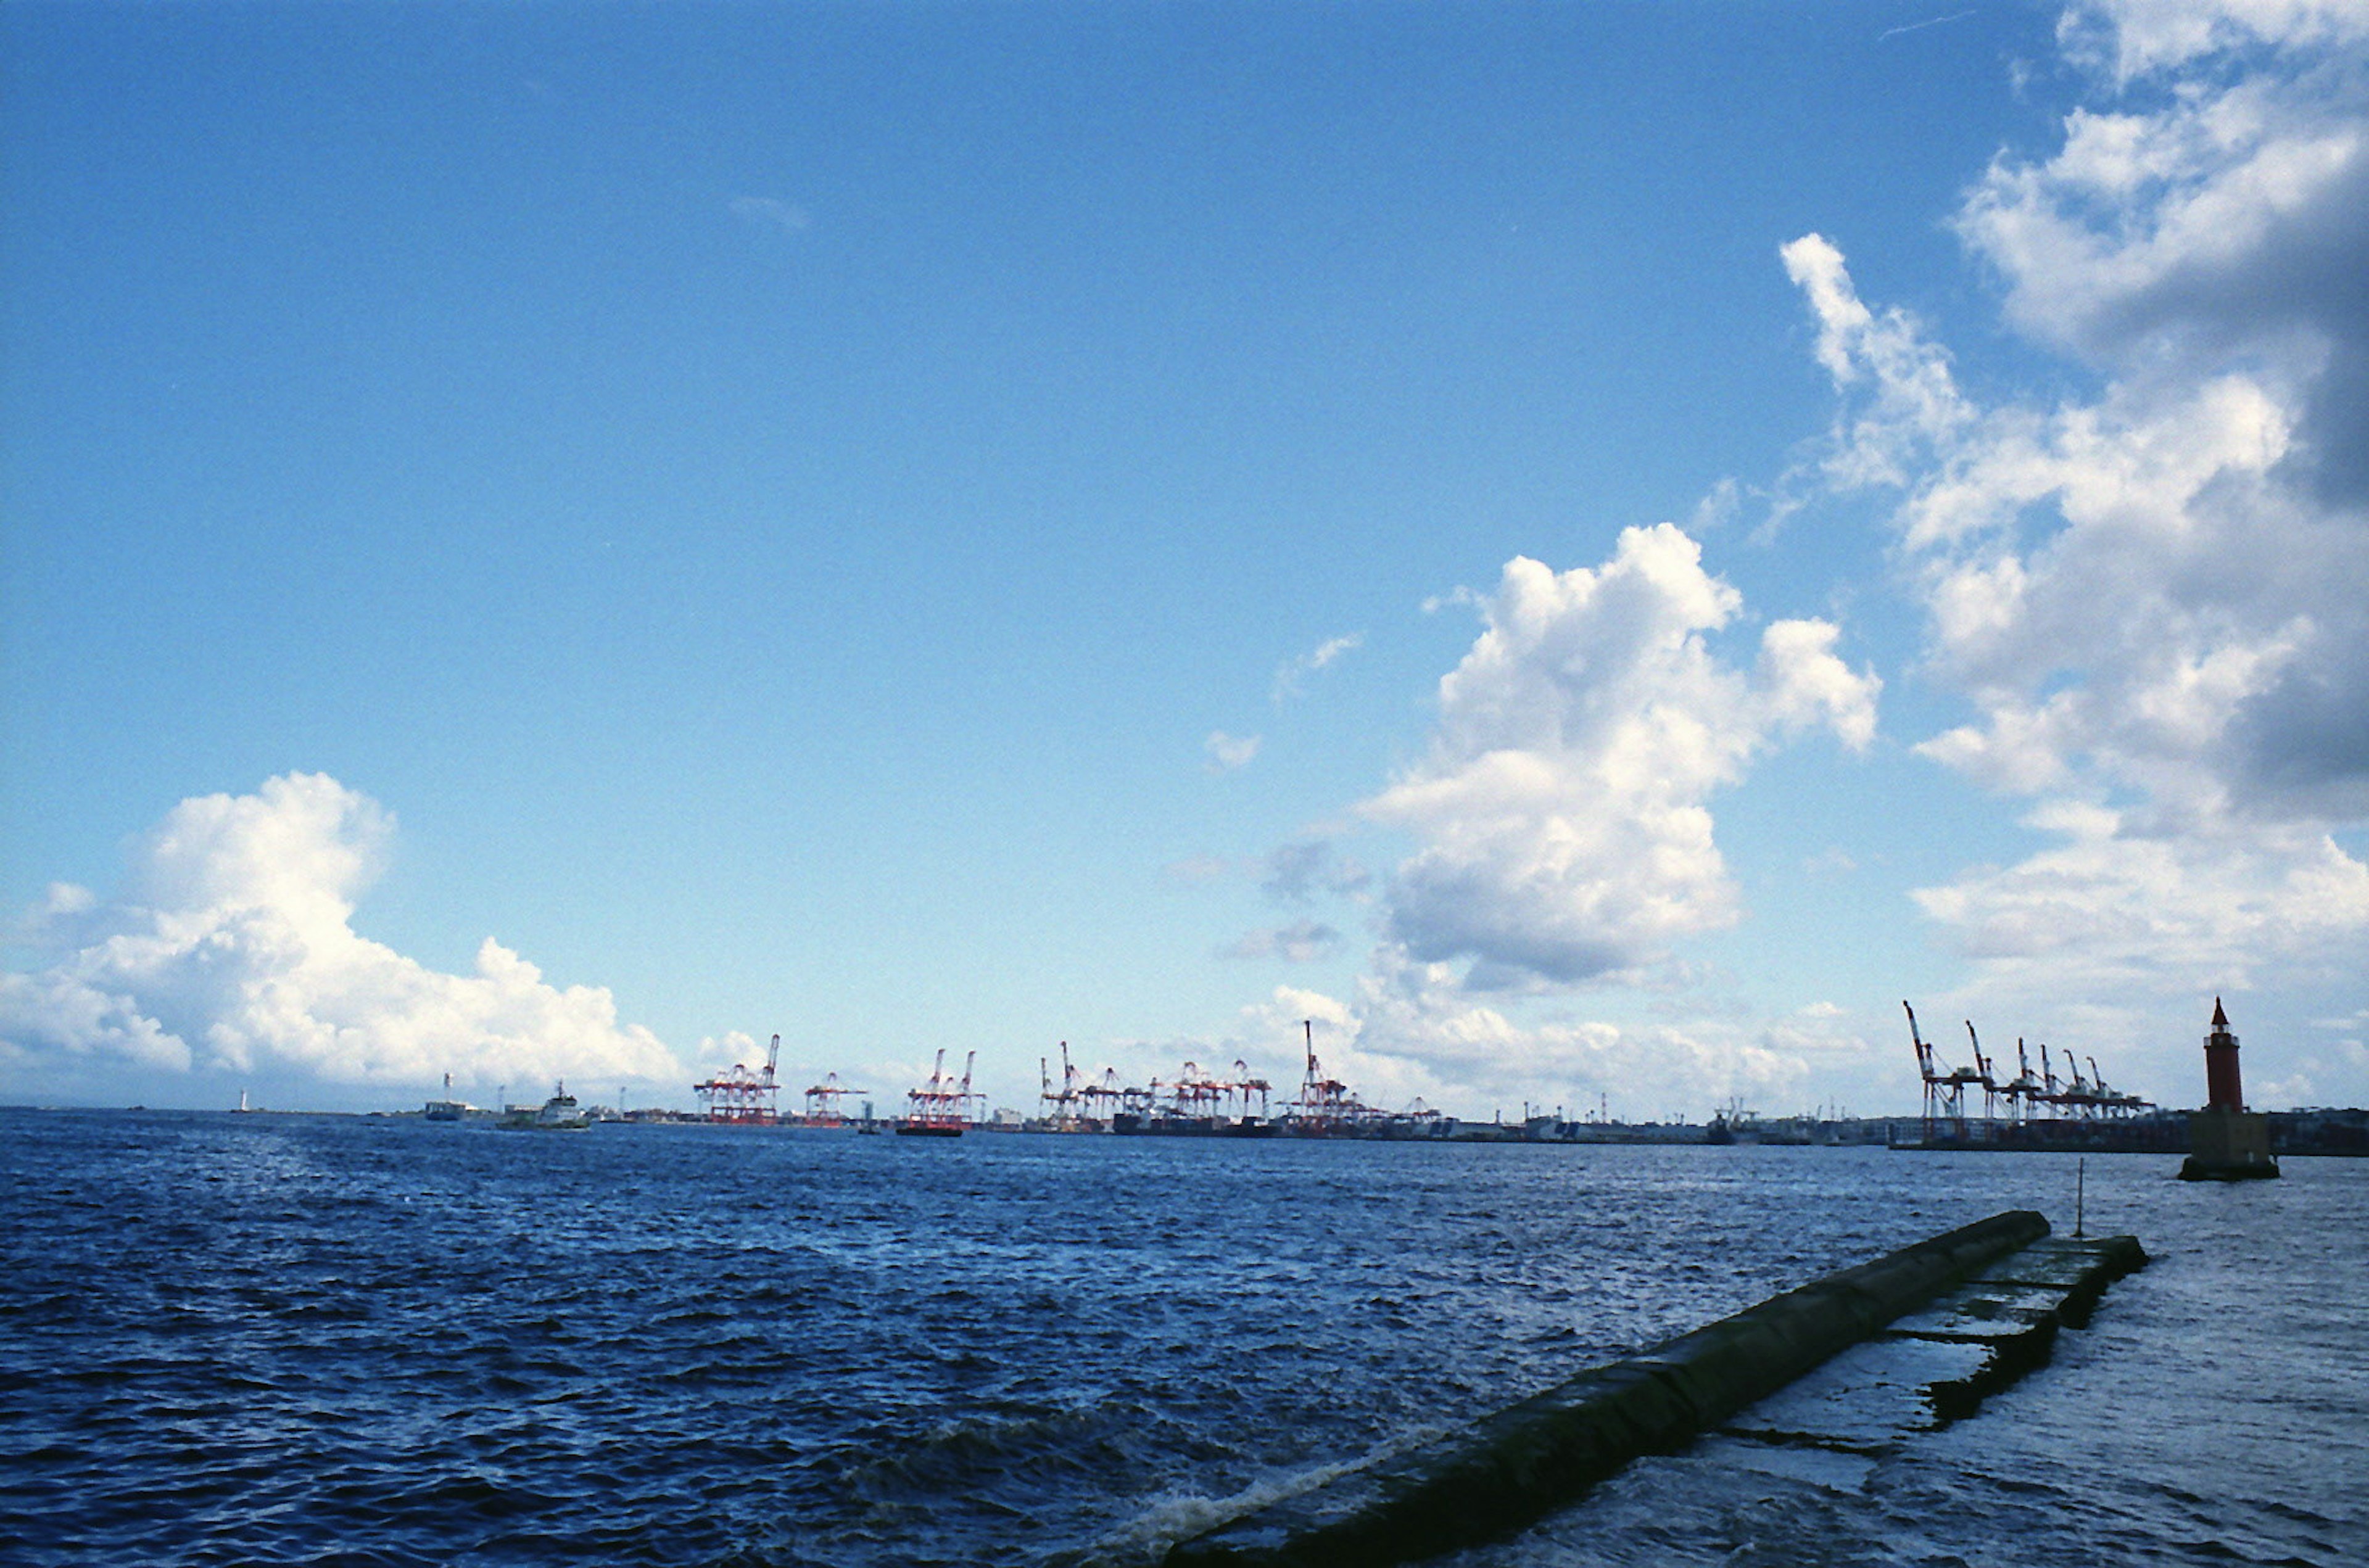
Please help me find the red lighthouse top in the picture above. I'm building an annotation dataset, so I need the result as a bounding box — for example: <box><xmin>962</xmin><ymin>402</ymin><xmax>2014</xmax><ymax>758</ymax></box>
<box><xmin>2204</xmin><ymin>997</ymin><xmax>2243</xmax><ymax>1112</ymax></box>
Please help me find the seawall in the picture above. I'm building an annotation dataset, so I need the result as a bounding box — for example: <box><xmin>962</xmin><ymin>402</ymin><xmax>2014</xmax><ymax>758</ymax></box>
<box><xmin>1165</xmin><ymin>1210</ymin><xmax>2094</xmax><ymax>1568</ymax></box>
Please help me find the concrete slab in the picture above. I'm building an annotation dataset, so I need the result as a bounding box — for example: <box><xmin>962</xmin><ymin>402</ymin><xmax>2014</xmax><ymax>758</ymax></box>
<box><xmin>1161</xmin><ymin>1214</ymin><xmax>2102</xmax><ymax>1568</ymax></box>
<box><xmin>1721</xmin><ymin>1335</ymin><xmax>1993</xmax><ymax>1450</ymax></box>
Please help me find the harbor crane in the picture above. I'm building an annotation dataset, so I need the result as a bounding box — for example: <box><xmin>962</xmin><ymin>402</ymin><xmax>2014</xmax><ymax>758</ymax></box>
<box><xmin>2004</xmin><ymin>1039</ymin><xmax>2044</xmax><ymax>1123</ymax></box>
<box><xmin>1232</xmin><ymin>1058</ymin><xmax>1271</xmax><ymax>1120</ymax></box>
<box><xmin>802</xmin><ymin>1072</ymin><xmax>867</xmax><ymax>1127</ymax></box>
<box><xmin>1288</xmin><ymin>1019</ymin><xmax>1365</xmax><ymax>1131</ymax></box>
<box><xmin>1966</xmin><ymin>1021</ymin><xmax>2005</xmax><ymax>1122</ymax></box>
<box><xmin>695</xmin><ymin>1033</ymin><xmax>782</xmax><ymax>1124</ymax></box>
<box><xmin>903</xmin><ymin>1048</ymin><xmax>972</xmax><ymax>1133</ymax></box>
<box><xmin>1039</xmin><ymin>1042</ymin><xmax>1089</xmax><ymax>1127</ymax></box>
<box><xmin>1904</xmin><ymin>1002</ymin><xmax>1975</xmax><ymax>1141</ymax></box>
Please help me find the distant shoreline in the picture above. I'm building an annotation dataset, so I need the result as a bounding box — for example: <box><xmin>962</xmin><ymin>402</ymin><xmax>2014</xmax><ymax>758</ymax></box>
<box><xmin>10</xmin><ymin>1102</ymin><xmax>2365</xmax><ymax>1155</ymax></box>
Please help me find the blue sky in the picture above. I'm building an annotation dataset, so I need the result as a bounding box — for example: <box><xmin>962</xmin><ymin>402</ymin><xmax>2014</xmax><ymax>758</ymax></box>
<box><xmin>6</xmin><ymin>1</ymin><xmax>2365</xmax><ymax>1118</ymax></box>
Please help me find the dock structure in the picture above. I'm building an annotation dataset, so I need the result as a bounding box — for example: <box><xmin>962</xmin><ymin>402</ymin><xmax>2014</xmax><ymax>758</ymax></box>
<box><xmin>1162</xmin><ymin>1213</ymin><xmax>2145</xmax><ymax>1568</ymax></box>
<box><xmin>1048</xmin><ymin>1021</ymin><xmax>1450</xmax><ymax>1139</ymax></box>
<box><xmin>1902</xmin><ymin>1002</ymin><xmax>2158</xmax><ymax>1149</ymax></box>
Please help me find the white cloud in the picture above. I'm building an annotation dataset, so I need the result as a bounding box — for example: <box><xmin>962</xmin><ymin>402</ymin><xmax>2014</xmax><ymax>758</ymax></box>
<box><xmin>1785</xmin><ymin>2</ymin><xmax>2369</xmax><ymax>1052</ymax></box>
<box><xmin>1202</xmin><ymin>1</ymin><xmax>2368</xmax><ymax>1119</ymax></box>
<box><xmin>1272</xmin><ymin>632</ymin><xmax>1365</xmax><ymax>703</ymax></box>
<box><xmin>1780</xmin><ymin>233</ymin><xmax>1974</xmax><ymax>492</ymax></box>
<box><xmin>1360</xmin><ymin>524</ymin><xmax>1879</xmax><ymax>984</ymax></box>
<box><xmin>0</xmin><ymin>774</ymin><xmax>682</xmax><ymax>1100</ymax></box>
<box><xmin>1204</xmin><ymin>730</ymin><xmax>1262</xmax><ymax>773</ymax></box>
<box><xmin>1164</xmin><ymin>1</ymin><xmax>2366</xmax><ymax>1119</ymax></box>
<box><xmin>1914</xmin><ymin>812</ymin><xmax>2369</xmax><ymax>985</ymax></box>
<box><xmin>1760</xmin><ymin>617</ymin><xmax>1882</xmax><ymax>749</ymax></box>
<box><xmin>2058</xmin><ymin>0</ymin><xmax>2369</xmax><ymax>85</ymax></box>
<box><xmin>1234</xmin><ymin>952</ymin><xmax>1840</xmax><ymax>1120</ymax></box>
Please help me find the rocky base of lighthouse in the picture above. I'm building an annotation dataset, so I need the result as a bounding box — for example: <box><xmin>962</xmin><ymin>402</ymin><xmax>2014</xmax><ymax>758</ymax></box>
<box><xmin>2180</xmin><ymin>1108</ymin><xmax>2280</xmax><ymax>1181</ymax></box>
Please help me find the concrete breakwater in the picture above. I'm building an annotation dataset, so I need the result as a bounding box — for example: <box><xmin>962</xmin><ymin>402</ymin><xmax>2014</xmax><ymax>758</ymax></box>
<box><xmin>1164</xmin><ymin>1210</ymin><xmax>2142</xmax><ymax>1568</ymax></box>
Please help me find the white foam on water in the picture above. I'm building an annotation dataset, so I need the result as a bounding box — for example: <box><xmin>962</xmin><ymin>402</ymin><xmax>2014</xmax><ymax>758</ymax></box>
<box><xmin>1082</xmin><ymin>1429</ymin><xmax>1447</xmax><ymax>1567</ymax></box>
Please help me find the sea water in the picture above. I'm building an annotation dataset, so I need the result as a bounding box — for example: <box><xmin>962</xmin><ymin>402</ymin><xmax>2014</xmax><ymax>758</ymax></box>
<box><xmin>1</xmin><ymin>1108</ymin><xmax>2361</xmax><ymax>1566</ymax></box>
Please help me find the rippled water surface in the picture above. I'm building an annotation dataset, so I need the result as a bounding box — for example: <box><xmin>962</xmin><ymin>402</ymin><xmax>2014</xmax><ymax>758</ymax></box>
<box><xmin>2</xmin><ymin>1110</ymin><xmax>2362</xmax><ymax>1566</ymax></box>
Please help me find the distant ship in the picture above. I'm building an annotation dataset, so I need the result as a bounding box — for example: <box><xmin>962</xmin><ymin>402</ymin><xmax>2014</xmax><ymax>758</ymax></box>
<box><xmin>1111</xmin><ymin>1112</ymin><xmax>1275</xmax><ymax>1137</ymax></box>
<box><xmin>423</xmin><ymin>1073</ymin><xmax>475</xmax><ymax>1121</ymax></box>
<box><xmin>499</xmin><ymin>1083</ymin><xmax>590</xmax><ymax>1131</ymax></box>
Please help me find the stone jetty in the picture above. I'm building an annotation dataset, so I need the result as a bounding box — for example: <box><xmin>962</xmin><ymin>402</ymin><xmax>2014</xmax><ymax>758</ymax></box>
<box><xmin>1164</xmin><ymin>1211</ymin><xmax>2144</xmax><ymax>1568</ymax></box>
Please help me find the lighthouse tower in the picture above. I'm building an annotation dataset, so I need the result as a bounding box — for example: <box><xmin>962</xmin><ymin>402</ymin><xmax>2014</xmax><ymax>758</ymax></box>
<box><xmin>2203</xmin><ymin>998</ymin><xmax>2244</xmax><ymax>1111</ymax></box>
<box><xmin>2180</xmin><ymin>997</ymin><xmax>2278</xmax><ymax>1181</ymax></box>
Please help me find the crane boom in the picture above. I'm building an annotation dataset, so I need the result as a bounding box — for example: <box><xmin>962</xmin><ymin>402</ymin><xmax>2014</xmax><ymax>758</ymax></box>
<box><xmin>1903</xmin><ymin>1001</ymin><xmax>1937</xmax><ymax>1079</ymax></box>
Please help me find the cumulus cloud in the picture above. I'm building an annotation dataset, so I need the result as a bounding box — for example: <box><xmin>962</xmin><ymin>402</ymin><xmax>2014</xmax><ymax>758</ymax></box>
<box><xmin>1233</xmin><ymin>951</ymin><xmax>1838</xmax><ymax>1120</ymax></box>
<box><xmin>1787</xmin><ymin>0</ymin><xmax>2369</xmax><ymax>1046</ymax></box>
<box><xmin>0</xmin><ymin>775</ymin><xmax>682</xmax><ymax>1100</ymax></box>
<box><xmin>1359</xmin><ymin>525</ymin><xmax>1879</xmax><ymax>985</ymax></box>
<box><xmin>1916</xmin><ymin>804</ymin><xmax>2369</xmax><ymax>986</ymax></box>
<box><xmin>1968</xmin><ymin>4</ymin><xmax>2369</xmax><ymax>505</ymax></box>
<box><xmin>1193</xmin><ymin>0</ymin><xmax>2364</xmax><ymax>1118</ymax></box>
<box><xmin>1958</xmin><ymin>0</ymin><xmax>2369</xmax><ymax>823</ymax></box>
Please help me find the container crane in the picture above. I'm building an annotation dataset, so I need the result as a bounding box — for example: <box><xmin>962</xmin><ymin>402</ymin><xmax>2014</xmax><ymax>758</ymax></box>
<box><xmin>694</xmin><ymin>1033</ymin><xmax>782</xmax><ymax>1124</ymax></box>
<box><xmin>1039</xmin><ymin>1041</ymin><xmax>1088</xmax><ymax>1127</ymax></box>
<box><xmin>1904</xmin><ymin>1002</ymin><xmax>1967</xmax><ymax>1141</ymax></box>
<box><xmin>899</xmin><ymin>1049</ymin><xmax>967</xmax><ymax>1136</ymax></box>
<box><xmin>2059</xmin><ymin>1052</ymin><xmax>2099</xmax><ymax>1118</ymax></box>
<box><xmin>1289</xmin><ymin>1019</ymin><xmax>1361</xmax><ymax>1131</ymax></box>
<box><xmin>1232</xmin><ymin>1058</ymin><xmax>1271</xmax><ymax>1120</ymax></box>
<box><xmin>802</xmin><ymin>1072</ymin><xmax>866</xmax><ymax>1127</ymax></box>
<box><xmin>1966</xmin><ymin>1021</ymin><xmax>2004</xmax><ymax>1123</ymax></box>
